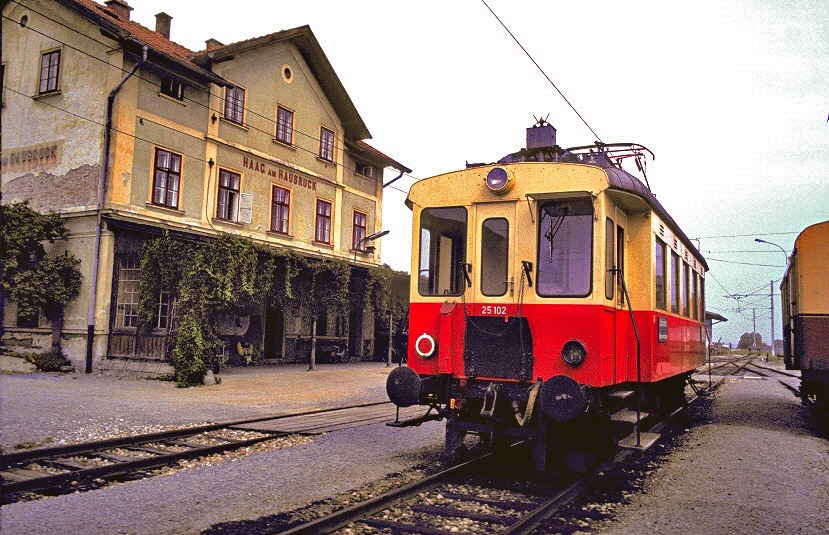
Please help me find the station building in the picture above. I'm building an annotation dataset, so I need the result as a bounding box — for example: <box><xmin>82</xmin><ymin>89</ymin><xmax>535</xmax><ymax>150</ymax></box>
<box><xmin>1</xmin><ymin>0</ymin><xmax>410</xmax><ymax>372</ymax></box>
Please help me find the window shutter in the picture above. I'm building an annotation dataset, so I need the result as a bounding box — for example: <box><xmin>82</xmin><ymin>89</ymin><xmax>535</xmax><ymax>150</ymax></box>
<box><xmin>238</xmin><ymin>193</ymin><xmax>253</xmax><ymax>224</ymax></box>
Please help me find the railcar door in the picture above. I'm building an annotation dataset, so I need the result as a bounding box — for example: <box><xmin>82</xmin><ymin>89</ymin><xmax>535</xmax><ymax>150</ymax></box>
<box><xmin>613</xmin><ymin>210</ymin><xmax>629</xmax><ymax>383</ymax></box>
<box><xmin>472</xmin><ymin>202</ymin><xmax>516</xmax><ymax>310</ymax></box>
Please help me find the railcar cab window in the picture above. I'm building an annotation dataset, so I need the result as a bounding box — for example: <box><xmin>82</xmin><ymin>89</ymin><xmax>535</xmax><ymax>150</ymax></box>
<box><xmin>481</xmin><ymin>218</ymin><xmax>509</xmax><ymax>296</ymax></box>
<box><xmin>419</xmin><ymin>207</ymin><xmax>467</xmax><ymax>296</ymax></box>
<box><xmin>537</xmin><ymin>199</ymin><xmax>592</xmax><ymax>297</ymax></box>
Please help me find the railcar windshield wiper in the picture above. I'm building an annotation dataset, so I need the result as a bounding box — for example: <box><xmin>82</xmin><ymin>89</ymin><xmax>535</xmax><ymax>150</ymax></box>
<box><xmin>543</xmin><ymin>205</ymin><xmax>569</xmax><ymax>262</ymax></box>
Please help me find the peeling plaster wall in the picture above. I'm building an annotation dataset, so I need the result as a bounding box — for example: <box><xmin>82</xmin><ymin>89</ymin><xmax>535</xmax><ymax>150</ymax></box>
<box><xmin>1</xmin><ymin>0</ymin><xmax>116</xmax><ymax>210</ymax></box>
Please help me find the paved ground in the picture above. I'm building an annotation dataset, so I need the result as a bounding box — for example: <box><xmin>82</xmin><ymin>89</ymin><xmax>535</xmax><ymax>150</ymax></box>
<box><xmin>0</xmin><ymin>362</ymin><xmax>445</xmax><ymax>534</ymax></box>
<box><xmin>597</xmin><ymin>366</ymin><xmax>829</xmax><ymax>534</ymax></box>
<box><xmin>0</xmin><ymin>362</ymin><xmax>396</xmax><ymax>449</ymax></box>
<box><xmin>2</xmin><ymin>360</ymin><xmax>828</xmax><ymax>534</ymax></box>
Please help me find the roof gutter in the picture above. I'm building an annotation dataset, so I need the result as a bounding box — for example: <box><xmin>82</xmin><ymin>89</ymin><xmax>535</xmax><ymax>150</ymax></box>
<box><xmin>85</xmin><ymin>45</ymin><xmax>147</xmax><ymax>373</ymax></box>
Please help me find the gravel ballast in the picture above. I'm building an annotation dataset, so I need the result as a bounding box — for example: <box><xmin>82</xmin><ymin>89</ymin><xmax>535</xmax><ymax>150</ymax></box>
<box><xmin>595</xmin><ymin>372</ymin><xmax>829</xmax><ymax>534</ymax></box>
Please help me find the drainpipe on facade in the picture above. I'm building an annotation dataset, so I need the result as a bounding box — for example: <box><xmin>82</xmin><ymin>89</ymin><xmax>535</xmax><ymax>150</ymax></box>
<box><xmin>85</xmin><ymin>45</ymin><xmax>148</xmax><ymax>373</ymax></box>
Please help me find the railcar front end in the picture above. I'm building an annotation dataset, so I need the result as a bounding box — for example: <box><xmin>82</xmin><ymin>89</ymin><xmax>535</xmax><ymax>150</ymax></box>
<box><xmin>387</xmin><ymin>125</ymin><xmax>708</xmax><ymax>470</ymax></box>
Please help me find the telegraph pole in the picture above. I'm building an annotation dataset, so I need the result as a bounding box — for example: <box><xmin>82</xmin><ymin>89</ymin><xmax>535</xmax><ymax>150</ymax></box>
<box><xmin>769</xmin><ymin>280</ymin><xmax>775</xmax><ymax>357</ymax></box>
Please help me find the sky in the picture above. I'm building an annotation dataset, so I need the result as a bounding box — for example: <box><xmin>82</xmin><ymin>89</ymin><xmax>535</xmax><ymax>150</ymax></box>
<box><xmin>128</xmin><ymin>0</ymin><xmax>828</xmax><ymax>346</ymax></box>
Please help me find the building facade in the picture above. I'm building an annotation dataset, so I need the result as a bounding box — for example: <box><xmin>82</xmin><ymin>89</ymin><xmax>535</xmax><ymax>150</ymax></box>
<box><xmin>1</xmin><ymin>0</ymin><xmax>409</xmax><ymax>371</ymax></box>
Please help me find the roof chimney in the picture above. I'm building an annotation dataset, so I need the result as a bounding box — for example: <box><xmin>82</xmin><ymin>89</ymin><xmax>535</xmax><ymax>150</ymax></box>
<box><xmin>104</xmin><ymin>0</ymin><xmax>133</xmax><ymax>20</ymax></box>
<box><xmin>155</xmin><ymin>12</ymin><xmax>172</xmax><ymax>39</ymax></box>
<box><xmin>205</xmin><ymin>38</ymin><xmax>225</xmax><ymax>52</ymax></box>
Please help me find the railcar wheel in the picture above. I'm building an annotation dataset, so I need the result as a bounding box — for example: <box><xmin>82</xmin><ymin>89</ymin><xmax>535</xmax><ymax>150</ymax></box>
<box><xmin>547</xmin><ymin>409</ymin><xmax>617</xmax><ymax>474</ymax></box>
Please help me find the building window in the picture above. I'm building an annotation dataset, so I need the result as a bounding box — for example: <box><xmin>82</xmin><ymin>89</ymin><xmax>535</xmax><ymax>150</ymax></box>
<box><xmin>224</xmin><ymin>86</ymin><xmax>245</xmax><ymax>124</ymax></box>
<box><xmin>355</xmin><ymin>161</ymin><xmax>374</xmax><ymax>178</ymax></box>
<box><xmin>16</xmin><ymin>307</ymin><xmax>40</xmax><ymax>328</ymax></box>
<box><xmin>271</xmin><ymin>186</ymin><xmax>290</xmax><ymax>234</ymax></box>
<box><xmin>319</xmin><ymin>127</ymin><xmax>334</xmax><ymax>161</ymax></box>
<box><xmin>352</xmin><ymin>211</ymin><xmax>367</xmax><ymax>250</ymax></box>
<box><xmin>154</xmin><ymin>289</ymin><xmax>172</xmax><ymax>330</ymax></box>
<box><xmin>315</xmin><ymin>199</ymin><xmax>332</xmax><ymax>244</ymax></box>
<box><xmin>276</xmin><ymin>106</ymin><xmax>294</xmax><ymax>145</ymax></box>
<box><xmin>670</xmin><ymin>251</ymin><xmax>680</xmax><ymax>314</ymax></box>
<box><xmin>217</xmin><ymin>169</ymin><xmax>241</xmax><ymax>221</ymax></box>
<box><xmin>160</xmin><ymin>76</ymin><xmax>184</xmax><ymax>100</ymax></box>
<box><xmin>39</xmin><ymin>49</ymin><xmax>61</xmax><ymax>94</ymax></box>
<box><xmin>152</xmin><ymin>148</ymin><xmax>181</xmax><ymax>208</ymax></box>
<box><xmin>655</xmin><ymin>238</ymin><xmax>667</xmax><ymax>310</ymax></box>
<box><xmin>115</xmin><ymin>256</ymin><xmax>140</xmax><ymax>328</ymax></box>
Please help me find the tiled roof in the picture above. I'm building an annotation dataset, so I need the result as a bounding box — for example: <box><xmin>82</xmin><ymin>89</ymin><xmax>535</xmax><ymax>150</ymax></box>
<box><xmin>62</xmin><ymin>0</ymin><xmax>209</xmax><ymax>75</ymax></box>
<box><xmin>354</xmin><ymin>141</ymin><xmax>412</xmax><ymax>174</ymax></box>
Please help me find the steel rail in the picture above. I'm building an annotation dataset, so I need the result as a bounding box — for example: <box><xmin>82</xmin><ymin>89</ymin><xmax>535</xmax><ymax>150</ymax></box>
<box><xmin>1</xmin><ymin>401</ymin><xmax>391</xmax><ymax>465</ymax></box>
<box><xmin>1</xmin><ymin>401</ymin><xmax>398</xmax><ymax>501</ymax></box>
<box><xmin>277</xmin><ymin>450</ymin><xmax>496</xmax><ymax>534</ymax></box>
<box><xmin>506</xmin><ymin>358</ymin><xmax>751</xmax><ymax>535</ymax></box>
<box><xmin>2</xmin><ymin>431</ymin><xmax>290</xmax><ymax>495</ymax></box>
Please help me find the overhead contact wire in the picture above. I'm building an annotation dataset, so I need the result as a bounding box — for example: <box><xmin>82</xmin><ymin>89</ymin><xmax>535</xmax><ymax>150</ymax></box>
<box><xmin>480</xmin><ymin>0</ymin><xmax>603</xmax><ymax>143</ymax></box>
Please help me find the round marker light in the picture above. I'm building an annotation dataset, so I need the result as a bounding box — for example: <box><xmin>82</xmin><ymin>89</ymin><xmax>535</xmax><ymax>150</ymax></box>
<box><xmin>485</xmin><ymin>167</ymin><xmax>513</xmax><ymax>194</ymax></box>
<box><xmin>562</xmin><ymin>340</ymin><xmax>587</xmax><ymax>366</ymax></box>
<box><xmin>415</xmin><ymin>333</ymin><xmax>436</xmax><ymax>359</ymax></box>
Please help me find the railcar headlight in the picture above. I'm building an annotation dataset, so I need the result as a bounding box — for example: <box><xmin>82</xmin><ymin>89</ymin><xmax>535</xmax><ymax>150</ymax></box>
<box><xmin>485</xmin><ymin>167</ymin><xmax>514</xmax><ymax>194</ymax></box>
<box><xmin>562</xmin><ymin>340</ymin><xmax>587</xmax><ymax>366</ymax></box>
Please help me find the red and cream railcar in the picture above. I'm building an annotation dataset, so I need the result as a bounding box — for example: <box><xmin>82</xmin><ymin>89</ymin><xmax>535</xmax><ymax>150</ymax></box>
<box><xmin>387</xmin><ymin>123</ymin><xmax>708</xmax><ymax>469</ymax></box>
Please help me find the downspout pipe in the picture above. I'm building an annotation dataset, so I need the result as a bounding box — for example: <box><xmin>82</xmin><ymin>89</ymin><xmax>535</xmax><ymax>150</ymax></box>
<box><xmin>85</xmin><ymin>45</ymin><xmax>147</xmax><ymax>373</ymax></box>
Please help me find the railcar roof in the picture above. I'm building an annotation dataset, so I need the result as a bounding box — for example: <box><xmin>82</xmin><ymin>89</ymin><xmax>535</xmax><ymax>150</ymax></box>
<box><xmin>407</xmin><ymin>159</ymin><xmax>708</xmax><ymax>271</ymax></box>
<box><xmin>603</xmin><ymin>166</ymin><xmax>708</xmax><ymax>271</ymax></box>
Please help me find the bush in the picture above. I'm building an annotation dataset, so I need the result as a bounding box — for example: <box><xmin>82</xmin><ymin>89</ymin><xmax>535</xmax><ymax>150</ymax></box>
<box><xmin>28</xmin><ymin>351</ymin><xmax>71</xmax><ymax>372</ymax></box>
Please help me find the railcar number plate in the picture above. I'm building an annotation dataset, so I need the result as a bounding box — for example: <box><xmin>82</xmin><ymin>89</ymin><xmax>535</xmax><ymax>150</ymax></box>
<box><xmin>480</xmin><ymin>305</ymin><xmax>507</xmax><ymax>316</ymax></box>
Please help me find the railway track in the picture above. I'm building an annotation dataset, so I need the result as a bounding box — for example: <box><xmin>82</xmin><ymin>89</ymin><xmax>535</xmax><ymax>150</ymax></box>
<box><xmin>1</xmin><ymin>401</ymin><xmax>419</xmax><ymax>504</ymax></box>
<box><xmin>270</xmin><ymin>361</ymin><xmax>752</xmax><ymax>535</ymax></box>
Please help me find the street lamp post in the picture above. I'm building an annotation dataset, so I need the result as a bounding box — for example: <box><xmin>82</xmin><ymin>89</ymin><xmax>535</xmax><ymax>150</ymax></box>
<box><xmin>754</xmin><ymin>238</ymin><xmax>788</xmax><ymax>357</ymax></box>
<box><xmin>353</xmin><ymin>230</ymin><xmax>389</xmax><ymax>364</ymax></box>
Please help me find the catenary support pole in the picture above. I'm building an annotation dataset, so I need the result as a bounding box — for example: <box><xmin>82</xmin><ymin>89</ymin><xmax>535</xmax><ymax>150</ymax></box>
<box><xmin>387</xmin><ymin>312</ymin><xmax>393</xmax><ymax>367</ymax></box>
<box><xmin>309</xmin><ymin>317</ymin><xmax>317</xmax><ymax>371</ymax></box>
<box><xmin>770</xmin><ymin>280</ymin><xmax>775</xmax><ymax>358</ymax></box>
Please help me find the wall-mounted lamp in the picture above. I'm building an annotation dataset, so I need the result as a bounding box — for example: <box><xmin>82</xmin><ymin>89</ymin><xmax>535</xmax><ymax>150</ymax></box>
<box><xmin>208</xmin><ymin>158</ymin><xmax>214</xmax><ymax>167</ymax></box>
<box><xmin>211</xmin><ymin>113</ymin><xmax>217</xmax><ymax>124</ymax></box>
<box><xmin>354</xmin><ymin>229</ymin><xmax>389</xmax><ymax>262</ymax></box>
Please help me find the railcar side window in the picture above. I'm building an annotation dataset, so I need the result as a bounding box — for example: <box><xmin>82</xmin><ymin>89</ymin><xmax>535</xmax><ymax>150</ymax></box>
<box><xmin>655</xmin><ymin>238</ymin><xmax>667</xmax><ymax>310</ymax></box>
<box><xmin>692</xmin><ymin>271</ymin><xmax>699</xmax><ymax>320</ymax></box>
<box><xmin>670</xmin><ymin>251</ymin><xmax>680</xmax><ymax>314</ymax></box>
<box><xmin>537</xmin><ymin>198</ymin><xmax>592</xmax><ymax>297</ymax></box>
<box><xmin>419</xmin><ymin>207</ymin><xmax>467</xmax><ymax>296</ymax></box>
<box><xmin>682</xmin><ymin>261</ymin><xmax>690</xmax><ymax>317</ymax></box>
<box><xmin>605</xmin><ymin>218</ymin><xmax>615</xmax><ymax>300</ymax></box>
<box><xmin>481</xmin><ymin>218</ymin><xmax>509</xmax><ymax>296</ymax></box>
